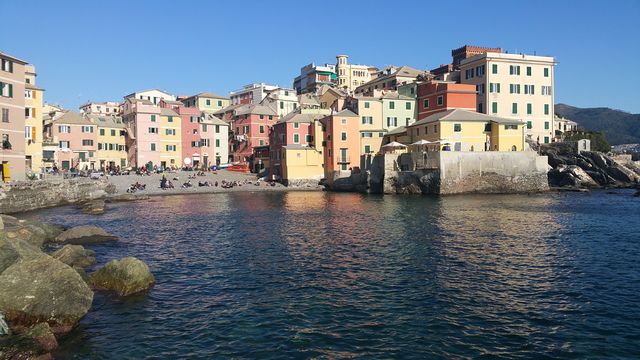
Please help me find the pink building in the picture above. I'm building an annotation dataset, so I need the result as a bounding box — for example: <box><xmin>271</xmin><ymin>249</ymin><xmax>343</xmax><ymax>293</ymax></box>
<box><xmin>269</xmin><ymin>111</ymin><xmax>321</xmax><ymax>177</ymax></box>
<box><xmin>122</xmin><ymin>97</ymin><xmax>161</xmax><ymax>168</ymax></box>
<box><xmin>230</xmin><ymin>104</ymin><xmax>278</xmax><ymax>163</ymax></box>
<box><xmin>159</xmin><ymin>99</ymin><xmax>217</xmax><ymax>168</ymax></box>
<box><xmin>50</xmin><ymin>111</ymin><xmax>98</xmax><ymax>170</ymax></box>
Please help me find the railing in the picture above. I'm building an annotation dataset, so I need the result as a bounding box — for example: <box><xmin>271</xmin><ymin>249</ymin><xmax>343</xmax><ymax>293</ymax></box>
<box><xmin>337</xmin><ymin>156</ymin><xmax>351</xmax><ymax>164</ymax></box>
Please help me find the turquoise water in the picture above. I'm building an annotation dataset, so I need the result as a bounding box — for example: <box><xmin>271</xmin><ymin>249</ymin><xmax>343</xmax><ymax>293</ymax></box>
<box><xmin>27</xmin><ymin>190</ymin><xmax>640</xmax><ymax>359</ymax></box>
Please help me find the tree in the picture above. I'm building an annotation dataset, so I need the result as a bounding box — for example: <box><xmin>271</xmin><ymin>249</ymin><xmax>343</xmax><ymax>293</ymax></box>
<box><xmin>565</xmin><ymin>131</ymin><xmax>611</xmax><ymax>153</ymax></box>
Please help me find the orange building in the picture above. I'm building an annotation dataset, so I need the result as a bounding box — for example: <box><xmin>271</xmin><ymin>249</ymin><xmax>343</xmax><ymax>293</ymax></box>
<box><xmin>320</xmin><ymin>109</ymin><xmax>359</xmax><ymax>178</ymax></box>
<box><xmin>416</xmin><ymin>81</ymin><xmax>477</xmax><ymax>119</ymax></box>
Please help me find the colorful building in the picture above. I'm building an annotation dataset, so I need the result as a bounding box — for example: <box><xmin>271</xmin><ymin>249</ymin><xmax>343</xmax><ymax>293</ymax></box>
<box><xmin>416</xmin><ymin>81</ymin><xmax>477</xmax><ymax>119</ymax></box>
<box><xmin>335</xmin><ymin>55</ymin><xmax>377</xmax><ymax>92</ymax></box>
<box><xmin>0</xmin><ymin>51</ymin><xmax>28</xmax><ymax>181</ymax></box>
<box><xmin>459</xmin><ymin>51</ymin><xmax>556</xmax><ymax>144</ymax></box>
<box><xmin>260</xmin><ymin>87</ymin><xmax>299</xmax><ymax>118</ymax></box>
<box><xmin>79</xmin><ymin>101</ymin><xmax>121</xmax><ymax>115</ymax></box>
<box><xmin>229</xmin><ymin>104</ymin><xmax>277</xmax><ymax>163</ymax></box>
<box><xmin>124</xmin><ymin>89</ymin><xmax>175</xmax><ymax>106</ymax></box>
<box><xmin>181</xmin><ymin>92</ymin><xmax>230</xmax><ymax>113</ymax></box>
<box><xmin>229</xmin><ymin>83</ymin><xmax>278</xmax><ymax>105</ymax></box>
<box><xmin>381</xmin><ymin>92</ymin><xmax>416</xmax><ymax>131</ymax></box>
<box><xmin>354</xmin><ymin>65</ymin><xmax>424</xmax><ymax>96</ymax></box>
<box><xmin>407</xmin><ymin>108</ymin><xmax>525</xmax><ymax>152</ymax></box>
<box><xmin>269</xmin><ymin>110</ymin><xmax>325</xmax><ymax>183</ymax></box>
<box><xmin>50</xmin><ymin>111</ymin><xmax>98</xmax><ymax>170</ymax></box>
<box><xmin>86</xmin><ymin>114</ymin><xmax>127</xmax><ymax>170</ymax></box>
<box><xmin>204</xmin><ymin>113</ymin><xmax>229</xmax><ymax>167</ymax></box>
<box><xmin>320</xmin><ymin>109</ymin><xmax>359</xmax><ymax>179</ymax></box>
<box><xmin>345</xmin><ymin>96</ymin><xmax>385</xmax><ymax>155</ymax></box>
<box><xmin>24</xmin><ymin>64</ymin><xmax>44</xmax><ymax>173</ymax></box>
<box><xmin>122</xmin><ymin>98</ymin><xmax>161</xmax><ymax>168</ymax></box>
<box><xmin>293</xmin><ymin>63</ymin><xmax>337</xmax><ymax>94</ymax></box>
<box><xmin>159</xmin><ymin>107</ymin><xmax>182</xmax><ymax>169</ymax></box>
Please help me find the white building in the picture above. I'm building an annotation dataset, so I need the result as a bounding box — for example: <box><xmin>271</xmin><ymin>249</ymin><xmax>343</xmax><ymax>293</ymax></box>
<box><xmin>79</xmin><ymin>101</ymin><xmax>121</xmax><ymax>115</ymax></box>
<box><xmin>124</xmin><ymin>89</ymin><xmax>175</xmax><ymax>106</ymax></box>
<box><xmin>335</xmin><ymin>55</ymin><xmax>377</xmax><ymax>93</ymax></box>
<box><xmin>260</xmin><ymin>87</ymin><xmax>299</xmax><ymax>118</ymax></box>
<box><xmin>293</xmin><ymin>63</ymin><xmax>337</xmax><ymax>94</ymax></box>
<box><xmin>229</xmin><ymin>83</ymin><xmax>278</xmax><ymax>105</ymax></box>
<box><xmin>459</xmin><ymin>52</ymin><xmax>556</xmax><ymax>143</ymax></box>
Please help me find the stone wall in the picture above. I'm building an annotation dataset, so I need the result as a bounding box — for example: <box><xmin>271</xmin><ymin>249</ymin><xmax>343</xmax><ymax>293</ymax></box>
<box><xmin>0</xmin><ymin>178</ymin><xmax>116</xmax><ymax>214</ymax></box>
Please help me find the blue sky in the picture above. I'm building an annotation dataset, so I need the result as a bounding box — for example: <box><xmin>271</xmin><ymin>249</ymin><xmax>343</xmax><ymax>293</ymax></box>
<box><xmin>1</xmin><ymin>0</ymin><xmax>639</xmax><ymax>113</ymax></box>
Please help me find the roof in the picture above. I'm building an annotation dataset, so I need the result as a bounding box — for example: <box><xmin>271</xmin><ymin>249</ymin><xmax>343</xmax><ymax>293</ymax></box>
<box><xmin>213</xmin><ymin>103</ymin><xmax>243</xmax><ymax>115</ymax></box>
<box><xmin>183</xmin><ymin>92</ymin><xmax>229</xmax><ymax>101</ymax></box>
<box><xmin>161</xmin><ymin>99</ymin><xmax>183</xmax><ymax>106</ymax></box>
<box><xmin>203</xmin><ymin>113</ymin><xmax>228</xmax><ymax>126</ymax></box>
<box><xmin>0</xmin><ymin>51</ymin><xmax>28</xmax><ymax>65</ymax></box>
<box><xmin>332</xmin><ymin>109</ymin><xmax>357</xmax><ymax>117</ymax></box>
<box><xmin>234</xmin><ymin>104</ymin><xmax>277</xmax><ymax>116</ymax></box>
<box><xmin>277</xmin><ymin>111</ymin><xmax>324</xmax><ymax>124</ymax></box>
<box><xmin>410</xmin><ymin>109</ymin><xmax>523</xmax><ymax>127</ymax></box>
<box><xmin>25</xmin><ymin>83</ymin><xmax>45</xmax><ymax>91</ymax></box>
<box><xmin>159</xmin><ymin>108</ymin><xmax>179</xmax><ymax>116</ymax></box>
<box><xmin>282</xmin><ymin>144</ymin><xmax>317</xmax><ymax>150</ymax></box>
<box><xmin>298</xmin><ymin>93</ymin><xmax>321</xmax><ymax>106</ymax></box>
<box><xmin>127</xmin><ymin>98</ymin><xmax>154</xmax><ymax>105</ymax></box>
<box><xmin>385</xmin><ymin>126</ymin><xmax>406</xmax><ymax>136</ymax></box>
<box><xmin>52</xmin><ymin>111</ymin><xmax>93</xmax><ymax>125</ymax></box>
<box><xmin>86</xmin><ymin>114</ymin><xmax>126</xmax><ymax>129</ymax></box>
<box><xmin>380</xmin><ymin>92</ymin><xmax>414</xmax><ymax>100</ymax></box>
<box><xmin>125</xmin><ymin>89</ymin><xmax>173</xmax><ymax>98</ymax></box>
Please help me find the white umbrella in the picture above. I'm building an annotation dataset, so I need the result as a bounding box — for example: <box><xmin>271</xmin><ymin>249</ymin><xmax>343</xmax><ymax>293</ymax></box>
<box><xmin>411</xmin><ymin>139</ymin><xmax>432</xmax><ymax>145</ymax></box>
<box><xmin>382</xmin><ymin>141</ymin><xmax>407</xmax><ymax>148</ymax></box>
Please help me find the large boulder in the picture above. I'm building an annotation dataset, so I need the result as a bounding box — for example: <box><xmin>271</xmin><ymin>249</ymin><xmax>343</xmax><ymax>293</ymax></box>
<box><xmin>23</xmin><ymin>322</ymin><xmax>58</xmax><ymax>352</ymax></box>
<box><xmin>0</xmin><ymin>334</ymin><xmax>52</xmax><ymax>360</ymax></box>
<box><xmin>80</xmin><ymin>199</ymin><xmax>106</xmax><ymax>215</ymax></box>
<box><xmin>0</xmin><ymin>229</ymin><xmax>43</xmax><ymax>274</ymax></box>
<box><xmin>53</xmin><ymin>225</ymin><xmax>117</xmax><ymax>245</ymax></box>
<box><xmin>0</xmin><ymin>256</ymin><xmax>94</xmax><ymax>335</ymax></box>
<box><xmin>51</xmin><ymin>245</ymin><xmax>96</xmax><ymax>268</ymax></box>
<box><xmin>90</xmin><ymin>257</ymin><xmax>155</xmax><ymax>296</ymax></box>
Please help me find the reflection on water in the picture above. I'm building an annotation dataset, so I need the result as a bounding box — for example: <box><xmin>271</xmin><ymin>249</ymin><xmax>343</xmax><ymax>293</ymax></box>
<box><xmin>22</xmin><ymin>190</ymin><xmax>640</xmax><ymax>359</ymax></box>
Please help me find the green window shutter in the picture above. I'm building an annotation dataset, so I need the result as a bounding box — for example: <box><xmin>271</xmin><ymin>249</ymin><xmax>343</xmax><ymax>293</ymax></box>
<box><xmin>362</xmin><ymin>117</ymin><xmax>366</xmax><ymax>124</ymax></box>
<box><xmin>389</xmin><ymin>101</ymin><xmax>395</xmax><ymax>109</ymax></box>
<box><xmin>8</xmin><ymin>84</ymin><xmax>13</xmax><ymax>98</ymax></box>
<box><xmin>454</xmin><ymin>124</ymin><xmax>462</xmax><ymax>132</ymax></box>
<box><xmin>512</xmin><ymin>103</ymin><xmax>517</xmax><ymax>114</ymax></box>
<box><xmin>151</xmin><ymin>115</ymin><xmax>156</xmax><ymax>122</ymax></box>
<box><xmin>100</xmin><ymin>129</ymin><xmax>105</xmax><ymax>135</ymax></box>
<box><xmin>341</xmin><ymin>132</ymin><xmax>346</xmax><ymax>140</ymax></box>
<box><xmin>492</xmin><ymin>64</ymin><xmax>498</xmax><ymax>74</ymax></box>
<box><xmin>527</xmin><ymin>103</ymin><xmax>532</xmax><ymax>115</ymax></box>
<box><xmin>405</xmin><ymin>102</ymin><xmax>411</xmax><ymax>110</ymax></box>
<box><xmin>544</xmin><ymin>68</ymin><xmax>549</xmax><ymax>77</ymax></box>
<box><xmin>492</xmin><ymin>102</ymin><xmax>498</xmax><ymax>114</ymax></box>
<box><xmin>206</xmin><ymin>99</ymin><xmax>211</xmax><ymax>105</ymax></box>
<box><xmin>111</xmin><ymin>129</ymin><xmax>116</xmax><ymax>136</ymax></box>
<box><xmin>527</xmin><ymin>121</ymin><xmax>532</xmax><ymax>129</ymax></box>
<box><xmin>526</xmin><ymin>66</ymin><xmax>532</xmax><ymax>76</ymax></box>
<box><xmin>497</xmin><ymin>83</ymin><xmax>501</xmax><ymax>93</ymax></box>
<box><xmin>544</xmin><ymin>104</ymin><xmax>550</xmax><ymax>115</ymax></box>
<box><xmin>9</xmin><ymin>61</ymin><xmax>13</xmax><ymax>73</ymax></box>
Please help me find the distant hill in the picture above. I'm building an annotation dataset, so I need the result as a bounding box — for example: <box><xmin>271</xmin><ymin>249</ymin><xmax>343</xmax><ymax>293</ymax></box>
<box><xmin>555</xmin><ymin>104</ymin><xmax>640</xmax><ymax>145</ymax></box>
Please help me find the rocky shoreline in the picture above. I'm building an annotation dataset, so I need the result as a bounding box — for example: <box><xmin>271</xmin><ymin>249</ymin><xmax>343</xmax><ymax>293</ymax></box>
<box><xmin>0</xmin><ymin>213</ymin><xmax>154</xmax><ymax>359</ymax></box>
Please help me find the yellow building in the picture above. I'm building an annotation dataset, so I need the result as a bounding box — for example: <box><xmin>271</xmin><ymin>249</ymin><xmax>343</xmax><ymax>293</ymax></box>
<box><xmin>87</xmin><ymin>114</ymin><xmax>128</xmax><ymax>170</ymax></box>
<box><xmin>407</xmin><ymin>109</ymin><xmax>525</xmax><ymax>151</ymax></box>
<box><xmin>352</xmin><ymin>96</ymin><xmax>385</xmax><ymax>155</ymax></box>
<box><xmin>181</xmin><ymin>92</ymin><xmax>230</xmax><ymax>112</ymax></box>
<box><xmin>24</xmin><ymin>64</ymin><xmax>44</xmax><ymax>173</ymax></box>
<box><xmin>159</xmin><ymin>108</ymin><xmax>182</xmax><ymax>169</ymax></box>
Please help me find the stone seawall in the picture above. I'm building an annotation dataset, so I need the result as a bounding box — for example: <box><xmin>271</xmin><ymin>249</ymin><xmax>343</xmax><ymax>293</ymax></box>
<box><xmin>0</xmin><ymin>178</ymin><xmax>116</xmax><ymax>214</ymax></box>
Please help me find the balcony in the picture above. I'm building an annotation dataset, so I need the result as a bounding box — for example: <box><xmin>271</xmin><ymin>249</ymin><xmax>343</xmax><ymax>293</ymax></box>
<box><xmin>337</xmin><ymin>156</ymin><xmax>351</xmax><ymax>164</ymax></box>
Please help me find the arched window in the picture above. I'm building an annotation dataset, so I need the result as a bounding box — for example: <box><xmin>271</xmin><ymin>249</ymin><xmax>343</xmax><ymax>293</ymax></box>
<box><xmin>511</xmin><ymin>145</ymin><xmax>517</xmax><ymax>151</ymax></box>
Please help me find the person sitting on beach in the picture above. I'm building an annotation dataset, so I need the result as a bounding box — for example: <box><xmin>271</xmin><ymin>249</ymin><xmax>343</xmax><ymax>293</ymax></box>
<box><xmin>160</xmin><ymin>175</ymin><xmax>168</xmax><ymax>189</ymax></box>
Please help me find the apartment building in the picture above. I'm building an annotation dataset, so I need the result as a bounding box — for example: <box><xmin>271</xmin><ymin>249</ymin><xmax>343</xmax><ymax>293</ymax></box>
<box><xmin>229</xmin><ymin>103</ymin><xmax>277</xmax><ymax>163</ymax></box>
<box><xmin>416</xmin><ymin>81</ymin><xmax>476</xmax><ymax>119</ymax></box>
<box><xmin>0</xmin><ymin>51</ymin><xmax>28</xmax><ymax>182</ymax></box>
<box><xmin>260</xmin><ymin>87</ymin><xmax>299</xmax><ymax>118</ymax></box>
<box><xmin>122</xmin><ymin>98</ymin><xmax>161</xmax><ymax>168</ymax></box>
<box><xmin>181</xmin><ymin>92</ymin><xmax>230</xmax><ymax>113</ymax></box>
<box><xmin>320</xmin><ymin>109</ymin><xmax>359</xmax><ymax>178</ymax></box>
<box><xmin>354</xmin><ymin>66</ymin><xmax>424</xmax><ymax>96</ymax></box>
<box><xmin>24</xmin><ymin>64</ymin><xmax>44</xmax><ymax>173</ymax></box>
<box><xmin>124</xmin><ymin>89</ymin><xmax>175</xmax><ymax>105</ymax></box>
<box><xmin>50</xmin><ymin>111</ymin><xmax>98</xmax><ymax>170</ymax></box>
<box><xmin>381</xmin><ymin>92</ymin><xmax>416</xmax><ymax>131</ymax></box>
<box><xmin>159</xmin><ymin>107</ymin><xmax>182</xmax><ymax>168</ymax></box>
<box><xmin>335</xmin><ymin>55</ymin><xmax>377</xmax><ymax>92</ymax></box>
<box><xmin>459</xmin><ymin>52</ymin><xmax>556</xmax><ymax>143</ymax></box>
<box><xmin>86</xmin><ymin>114</ymin><xmax>127</xmax><ymax>170</ymax></box>
<box><xmin>229</xmin><ymin>83</ymin><xmax>278</xmax><ymax>105</ymax></box>
<box><xmin>345</xmin><ymin>96</ymin><xmax>385</xmax><ymax>155</ymax></box>
<box><xmin>79</xmin><ymin>101</ymin><xmax>121</xmax><ymax>115</ymax></box>
<box><xmin>293</xmin><ymin>63</ymin><xmax>337</xmax><ymax>94</ymax></box>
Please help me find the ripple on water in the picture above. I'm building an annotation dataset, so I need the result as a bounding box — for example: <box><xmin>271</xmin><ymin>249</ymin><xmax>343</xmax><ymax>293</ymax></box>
<box><xmin>21</xmin><ymin>190</ymin><xmax>640</xmax><ymax>359</ymax></box>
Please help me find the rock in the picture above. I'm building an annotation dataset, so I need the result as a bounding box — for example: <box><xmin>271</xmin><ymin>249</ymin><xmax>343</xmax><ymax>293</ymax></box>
<box><xmin>51</xmin><ymin>245</ymin><xmax>96</xmax><ymax>268</ymax></box>
<box><xmin>0</xmin><ymin>334</ymin><xmax>52</xmax><ymax>360</ymax></box>
<box><xmin>0</xmin><ymin>311</ymin><xmax>9</xmax><ymax>335</ymax></box>
<box><xmin>568</xmin><ymin>166</ymin><xmax>599</xmax><ymax>187</ymax></box>
<box><xmin>23</xmin><ymin>323</ymin><xmax>58</xmax><ymax>352</ymax></box>
<box><xmin>0</xmin><ymin>229</ymin><xmax>43</xmax><ymax>274</ymax></box>
<box><xmin>80</xmin><ymin>199</ymin><xmax>106</xmax><ymax>215</ymax></box>
<box><xmin>90</xmin><ymin>257</ymin><xmax>155</xmax><ymax>296</ymax></box>
<box><xmin>0</xmin><ymin>256</ymin><xmax>93</xmax><ymax>335</ymax></box>
<box><xmin>53</xmin><ymin>225</ymin><xmax>117</xmax><ymax>245</ymax></box>
<box><xmin>106</xmin><ymin>194</ymin><xmax>150</xmax><ymax>202</ymax></box>
<box><xmin>74</xmin><ymin>267</ymin><xmax>90</xmax><ymax>284</ymax></box>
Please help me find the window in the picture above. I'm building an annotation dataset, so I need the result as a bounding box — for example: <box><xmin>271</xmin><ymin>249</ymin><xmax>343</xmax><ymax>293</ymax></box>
<box><xmin>361</xmin><ymin>132</ymin><xmax>373</xmax><ymax>138</ymax></box>
<box><xmin>437</xmin><ymin>96</ymin><xmax>443</xmax><ymax>106</ymax></box>
<box><xmin>542</xmin><ymin>86</ymin><xmax>552</xmax><ymax>96</ymax></box>
<box><xmin>527</xmin><ymin>121</ymin><xmax>532</xmax><ymax>129</ymax></box>
<box><xmin>269</xmin><ymin>115</ymin><xmax>273</xmax><ymax>120</ymax></box>
<box><xmin>59</xmin><ymin>125</ymin><xmax>70</xmax><ymax>133</ymax></box>
<box><xmin>544</xmin><ymin>68</ymin><xmax>549</xmax><ymax>77</ymax></box>
<box><xmin>434</xmin><ymin>124</ymin><xmax>438</xmax><ymax>133</ymax></box>
<box><xmin>544</xmin><ymin>136</ymin><xmax>550</xmax><ymax>143</ymax></box>
<box><xmin>206</xmin><ymin>99</ymin><xmax>211</xmax><ymax>106</ymax></box>
<box><xmin>405</xmin><ymin>102</ymin><xmax>412</xmax><ymax>110</ymax></box>
<box><xmin>364</xmin><ymin>101</ymin><xmax>370</xmax><ymax>109</ymax></box>
<box><xmin>215</xmin><ymin>125</ymin><xmax>220</xmax><ymax>133</ymax></box>
<box><xmin>165</xmin><ymin>129</ymin><xmax>175</xmax><ymax>135</ymax></box>
<box><xmin>379</xmin><ymin>132</ymin><xmax>384</xmax><ymax>137</ymax></box>
<box><xmin>526</xmin><ymin>66</ymin><xmax>532</xmax><ymax>76</ymax></box>
<box><xmin>98</xmin><ymin>143</ymin><xmax>103</xmax><ymax>150</ymax></box>
<box><xmin>454</xmin><ymin>123</ymin><xmax>462</xmax><ymax>132</ymax></box>
<box><xmin>167</xmin><ymin>116</ymin><xmax>173</xmax><ymax>123</ymax></box>
<box><xmin>416</xmin><ymin>128</ymin><xmax>420</xmax><ymax>136</ymax></box>
<box><xmin>512</xmin><ymin>103</ymin><xmax>518</xmax><ymax>114</ymax></box>
<box><xmin>509</xmin><ymin>84</ymin><xmax>521</xmax><ymax>94</ymax></box>
<box><xmin>423</xmin><ymin>99</ymin><xmax>429</xmax><ymax>108</ymax></box>
<box><xmin>1</xmin><ymin>108</ymin><xmax>8</xmax><ymax>122</ymax></box>
<box><xmin>386</xmin><ymin>117</ymin><xmax>398</xmax><ymax>127</ymax></box>
<box><xmin>81</xmin><ymin>126</ymin><xmax>93</xmax><ymax>133</ymax></box>
<box><xmin>361</xmin><ymin>116</ymin><xmax>373</xmax><ymax>125</ymax></box>
<box><xmin>364</xmin><ymin>145</ymin><xmax>371</xmax><ymax>153</ymax></box>
<box><xmin>544</xmin><ymin>121</ymin><xmax>549</xmax><ymax>130</ymax></box>
<box><xmin>484</xmin><ymin>123</ymin><xmax>492</xmax><ymax>132</ymax></box>
<box><xmin>151</xmin><ymin>115</ymin><xmax>156</xmax><ymax>122</ymax></box>
<box><xmin>59</xmin><ymin>141</ymin><xmax>70</xmax><ymax>149</ymax></box>
<box><xmin>477</xmin><ymin>102</ymin><xmax>483</xmax><ymax>113</ymax></box>
<box><xmin>215</xmin><ymin>139</ymin><xmax>220</xmax><ymax>147</ymax></box>
<box><xmin>1</xmin><ymin>59</ymin><xmax>14</xmax><ymax>72</ymax></box>
<box><xmin>293</xmin><ymin>122</ymin><xmax>299</xmax><ymax>129</ymax></box>
<box><xmin>280</xmin><ymin>101</ymin><xmax>284</xmax><ymax>109</ymax></box>
<box><xmin>259</xmin><ymin>115</ymin><xmax>264</xmax><ymax>119</ymax></box>
<box><xmin>341</xmin><ymin>132</ymin><xmax>347</xmax><ymax>140</ymax></box>
<box><xmin>492</xmin><ymin>102</ymin><xmax>498</xmax><ymax>114</ymax></box>
<box><xmin>509</xmin><ymin>65</ymin><xmax>521</xmax><ymax>75</ymax></box>
<box><xmin>306</xmin><ymin>134</ymin><xmax>312</xmax><ymax>143</ymax></box>
<box><xmin>166</xmin><ymin>145</ymin><xmax>176</xmax><ymax>151</ymax></box>
<box><xmin>389</xmin><ymin>101</ymin><xmax>395</xmax><ymax>109</ymax></box>
<box><xmin>504</xmin><ymin>124</ymin><xmax>518</xmax><ymax>130</ymax></box>
<box><xmin>492</xmin><ymin>64</ymin><xmax>498</xmax><ymax>74</ymax></box>
<box><xmin>544</xmin><ymin>104</ymin><xmax>550</xmax><ymax>115</ymax></box>
<box><xmin>218</xmin><ymin>100</ymin><xmax>223</xmax><ymax>106</ymax></box>
<box><xmin>527</xmin><ymin>103</ymin><xmax>532</xmax><ymax>115</ymax></box>
<box><xmin>424</xmin><ymin>126</ymin><xmax>428</xmax><ymax>135</ymax></box>
<box><xmin>341</xmin><ymin>118</ymin><xmax>347</xmax><ymax>125</ymax></box>
<box><xmin>148</xmin><ymin>127</ymin><xmax>158</xmax><ymax>134</ymax></box>
<box><xmin>111</xmin><ymin>129</ymin><xmax>116</xmax><ymax>136</ymax></box>
<box><xmin>82</xmin><ymin>139</ymin><xmax>93</xmax><ymax>146</ymax></box>
<box><xmin>99</xmin><ymin>129</ymin><xmax>105</xmax><ymax>136</ymax></box>
<box><xmin>259</xmin><ymin>125</ymin><xmax>264</xmax><ymax>133</ymax></box>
